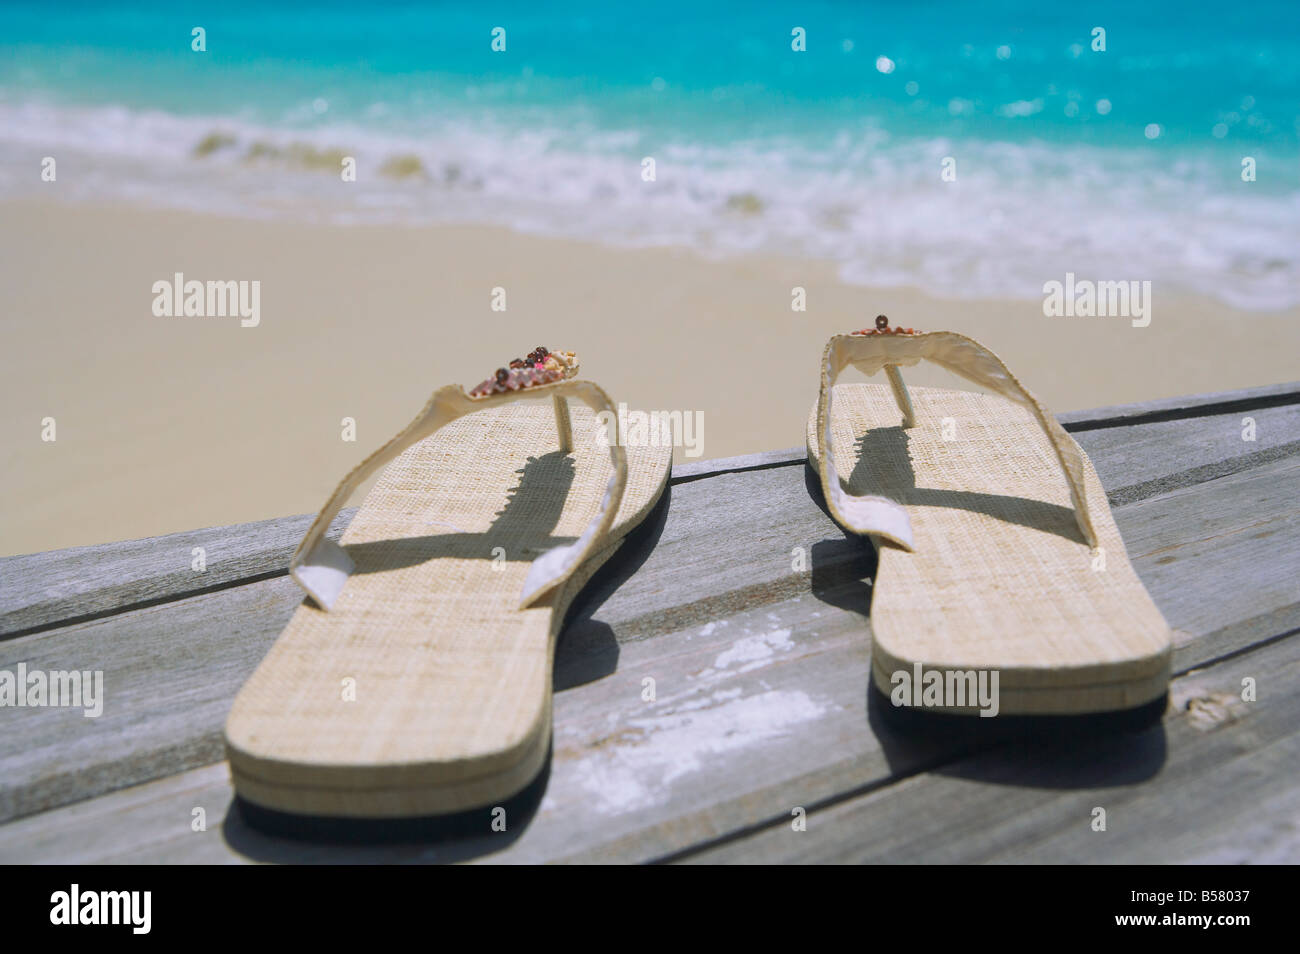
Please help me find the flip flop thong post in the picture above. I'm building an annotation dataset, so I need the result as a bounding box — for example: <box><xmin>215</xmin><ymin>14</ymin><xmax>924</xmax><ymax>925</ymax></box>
<box><xmin>807</xmin><ymin>318</ymin><xmax>1173</xmax><ymax>717</ymax></box>
<box><xmin>225</xmin><ymin>347</ymin><xmax>671</xmax><ymax>818</ymax></box>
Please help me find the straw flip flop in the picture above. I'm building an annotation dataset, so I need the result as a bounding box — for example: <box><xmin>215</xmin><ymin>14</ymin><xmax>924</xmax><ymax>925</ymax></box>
<box><xmin>806</xmin><ymin>318</ymin><xmax>1173</xmax><ymax>716</ymax></box>
<box><xmin>225</xmin><ymin>348</ymin><xmax>671</xmax><ymax>818</ymax></box>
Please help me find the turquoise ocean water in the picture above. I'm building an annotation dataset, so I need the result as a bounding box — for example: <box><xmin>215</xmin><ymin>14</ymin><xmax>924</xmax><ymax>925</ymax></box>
<box><xmin>2</xmin><ymin>1</ymin><xmax>1297</xmax><ymax>307</ymax></box>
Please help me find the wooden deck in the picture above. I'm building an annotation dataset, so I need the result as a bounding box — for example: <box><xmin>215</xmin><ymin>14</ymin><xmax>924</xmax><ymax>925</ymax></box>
<box><xmin>1</xmin><ymin>382</ymin><xmax>1297</xmax><ymax>863</ymax></box>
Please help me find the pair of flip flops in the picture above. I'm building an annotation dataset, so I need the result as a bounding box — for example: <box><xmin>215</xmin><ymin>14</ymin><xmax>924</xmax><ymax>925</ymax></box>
<box><xmin>225</xmin><ymin>330</ymin><xmax>1172</xmax><ymax>821</ymax></box>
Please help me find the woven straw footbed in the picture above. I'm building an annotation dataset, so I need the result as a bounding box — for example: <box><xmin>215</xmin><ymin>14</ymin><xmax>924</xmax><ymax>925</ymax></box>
<box><xmin>226</xmin><ymin>402</ymin><xmax>670</xmax><ymax>816</ymax></box>
<box><xmin>808</xmin><ymin>384</ymin><xmax>1172</xmax><ymax>715</ymax></box>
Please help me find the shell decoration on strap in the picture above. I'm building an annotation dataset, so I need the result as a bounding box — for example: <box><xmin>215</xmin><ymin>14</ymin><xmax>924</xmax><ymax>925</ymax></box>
<box><xmin>469</xmin><ymin>346</ymin><xmax>580</xmax><ymax>398</ymax></box>
<box><xmin>850</xmin><ymin>315</ymin><xmax>920</xmax><ymax>336</ymax></box>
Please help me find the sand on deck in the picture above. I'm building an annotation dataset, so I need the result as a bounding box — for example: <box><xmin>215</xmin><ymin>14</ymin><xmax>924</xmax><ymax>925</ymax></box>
<box><xmin>2</xmin><ymin>198</ymin><xmax>1297</xmax><ymax>556</ymax></box>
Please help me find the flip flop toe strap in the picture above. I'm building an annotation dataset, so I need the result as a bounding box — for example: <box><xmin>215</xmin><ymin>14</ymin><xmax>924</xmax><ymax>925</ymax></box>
<box><xmin>816</xmin><ymin>328</ymin><xmax>1099</xmax><ymax>550</ymax></box>
<box><xmin>290</xmin><ymin>380</ymin><xmax>628</xmax><ymax>612</ymax></box>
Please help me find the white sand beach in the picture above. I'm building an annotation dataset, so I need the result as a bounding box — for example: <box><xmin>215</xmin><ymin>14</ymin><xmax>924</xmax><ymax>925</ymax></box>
<box><xmin>2</xmin><ymin>198</ymin><xmax>1297</xmax><ymax>555</ymax></box>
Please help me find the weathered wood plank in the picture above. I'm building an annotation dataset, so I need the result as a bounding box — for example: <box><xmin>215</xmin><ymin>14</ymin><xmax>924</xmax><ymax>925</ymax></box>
<box><xmin>671</xmin><ymin>447</ymin><xmax>805</xmax><ymax>482</ymax></box>
<box><xmin>1056</xmin><ymin>380</ymin><xmax>1300</xmax><ymax>428</ymax></box>
<box><xmin>0</xmin><ymin>509</ymin><xmax>356</xmax><ymax>639</ymax></box>
<box><xmin>0</xmin><ymin>577</ymin><xmax>304</xmax><ymax>825</ymax></box>
<box><xmin>0</xmin><ymin>464</ymin><xmax>850</xmax><ymax>826</ymax></box>
<box><xmin>2</xmin><ymin>457</ymin><xmax>1296</xmax><ymax>862</ymax></box>
<box><xmin>4</xmin><ymin>383</ymin><xmax>1294</xmax><ymax>639</ymax></box>
<box><xmin>6</xmin><ymin>588</ymin><xmax>1295</xmax><ymax>865</ymax></box>
<box><xmin>1</xmin><ymin>386</ymin><xmax>1296</xmax><ymax>859</ymax></box>
<box><xmin>0</xmin><ymin>452</ymin><xmax>811</xmax><ymax>641</ymax></box>
<box><xmin>678</xmin><ymin>382</ymin><xmax>1300</xmax><ymax>501</ymax></box>
<box><xmin>681</xmin><ymin>634</ymin><xmax>1300</xmax><ymax>864</ymax></box>
<box><xmin>549</xmin><ymin>459</ymin><xmax>1300</xmax><ymax>862</ymax></box>
<box><xmin>1114</xmin><ymin>457</ymin><xmax>1300</xmax><ymax>669</ymax></box>
<box><xmin>0</xmin><ymin>588</ymin><xmax>920</xmax><ymax>862</ymax></box>
<box><xmin>0</xmin><ymin>762</ymin><xmax>452</xmax><ymax>864</ymax></box>
<box><xmin>1069</xmin><ymin>404</ymin><xmax>1300</xmax><ymax>507</ymax></box>
<box><xmin>1</xmin><ymin>430</ymin><xmax>1296</xmax><ymax>828</ymax></box>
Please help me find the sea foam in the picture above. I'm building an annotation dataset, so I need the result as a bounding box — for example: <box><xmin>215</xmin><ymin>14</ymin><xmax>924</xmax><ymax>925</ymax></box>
<box><xmin>2</xmin><ymin>99</ymin><xmax>1296</xmax><ymax>310</ymax></box>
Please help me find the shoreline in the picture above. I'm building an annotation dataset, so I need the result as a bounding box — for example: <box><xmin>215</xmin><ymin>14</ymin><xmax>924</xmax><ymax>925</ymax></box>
<box><xmin>2</xmin><ymin>197</ymin><xmax>1298</xmax><ymax>556</ymax></box>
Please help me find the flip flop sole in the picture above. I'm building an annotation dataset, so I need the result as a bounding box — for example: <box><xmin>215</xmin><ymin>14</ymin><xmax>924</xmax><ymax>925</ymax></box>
<box><xmin>809</xmin><ymin>384</ymin><xmax>1171</xmax><ymax>716</ymax></box>
<box><xmin>226</xmin><ymin>402</ymin><xmax>670</xmax><ymax>817</ymax></box>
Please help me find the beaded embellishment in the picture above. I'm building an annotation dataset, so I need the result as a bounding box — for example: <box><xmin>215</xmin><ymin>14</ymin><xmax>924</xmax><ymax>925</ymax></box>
<box><xmin>850</xmin><ymin>315</ymin><xmax>919</xmax><ymax>336</ymax></box>
<box><xmin>469</xmin><ymin>347</ymin><xmax>579</xmax><ymax>397</ymax></box>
